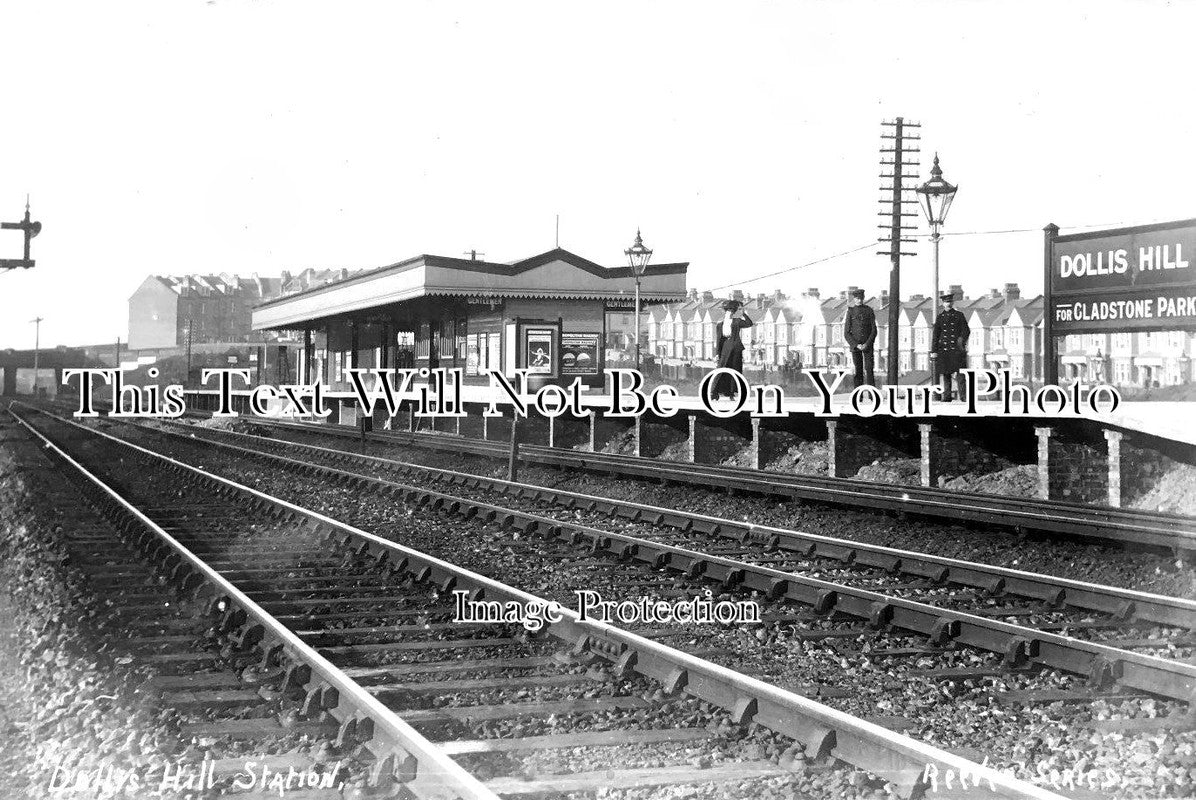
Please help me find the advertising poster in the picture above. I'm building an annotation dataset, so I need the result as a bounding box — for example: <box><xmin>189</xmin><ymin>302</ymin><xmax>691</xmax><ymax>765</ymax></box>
<box><xmin>561</xmin><ymin>332</ymin><xmax>601</xmax><ymax>376</ymax></box>
<box><xmin>524</xmin><ymin>328</ymin><xmax>555</xmax><ymax>375</ymax></box>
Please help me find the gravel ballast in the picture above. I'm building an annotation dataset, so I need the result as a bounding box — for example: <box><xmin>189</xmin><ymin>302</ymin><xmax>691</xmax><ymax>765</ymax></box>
<box><xmin>95</xmin><ymin>420</ymin><xmax>1196</xmax><ymax>797</ymax></box>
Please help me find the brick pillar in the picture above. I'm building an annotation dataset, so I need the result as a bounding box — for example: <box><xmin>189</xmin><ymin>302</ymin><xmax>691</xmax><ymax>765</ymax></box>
<box><xmin>687</xmin><ymin>416</ymin><xmax>697</xmax><ymax>463</ymax></box>
<box><xmin>827</xmin><ymin>420</ymin><xmax>845</xmax><ymax>477</ymax></box>
<box><xmin>1035</xmin><ymin>427</ymin><xmax>1052</xmax><ymax>500</ymax></box>
<box><xmin>751</xmin><ymin>418</ymin><xmax>762</xmax><ymax>470</ymax></box>
<box><xmin>588</xmin><ymin>410</ymin><xmax>597</xmax><ymax>452</ymax></box>
<box><xmin>919</xmin><ymin>424</ymin><xmax>935</xmax><ymax>488</ymax></box>
<box><xmin>1104</xmin><ymin>429</ymin><xmax>1123</xmax><ymax>508</ymax></box>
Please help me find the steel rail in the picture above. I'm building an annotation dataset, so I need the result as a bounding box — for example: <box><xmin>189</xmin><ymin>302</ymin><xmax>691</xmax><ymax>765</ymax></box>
<box><xmin>8</xmin><ymin>404</ymin><xmax>498</xmax><ymax>800</ymax></box>
<box><xmin>19</xmin><ymin>404</ymin><xmax>1064</xmax><ymax>800</ymax></box>
<box><xmin>143</xmin><ymin>417</ymin><xmax>1196</xmax><ymax>632</ymax></box>
<box><xmin>44</xmin><ymin>405</ymin><xmax>1196</xmax><ymax>705</ymax></box>
<box><xmin>256</xmin><ymin>418</ymin><xmax>1196</xmax><ymax>553</ymax></box>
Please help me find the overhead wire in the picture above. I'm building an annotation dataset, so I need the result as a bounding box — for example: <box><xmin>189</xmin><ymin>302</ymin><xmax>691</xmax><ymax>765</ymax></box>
<box><xmin>712</xmin><ymin>218</ymin><xmax>1171</xmax><ymax>291</ymax></box>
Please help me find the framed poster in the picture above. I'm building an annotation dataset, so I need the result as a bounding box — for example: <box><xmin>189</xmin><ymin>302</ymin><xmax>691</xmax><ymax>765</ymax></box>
<box><xmin>561</xmin><ymin>332</ymin><xmax>601</xmax><ymax>376</ymax></box>
<box><xmin>523</xmin><ymin>328</ymin><xmax>556</xmax><ymax>375</ymax></box>
<box><xmin>465</xmin><ymin>334</ymin><xmax>480</xmax><ymax>376</ymax></box>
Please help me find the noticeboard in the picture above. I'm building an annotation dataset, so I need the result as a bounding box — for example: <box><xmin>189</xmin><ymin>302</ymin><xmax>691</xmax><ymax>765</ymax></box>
<box><xmin>561</xmin><ymin>332</ymin><xmax>601</xmax><ymax>376</ymax></box>
<box><xmin>1046</xmin><ymin>218</ymin><xmax>1196</xmax><ymax>334</ymax></box>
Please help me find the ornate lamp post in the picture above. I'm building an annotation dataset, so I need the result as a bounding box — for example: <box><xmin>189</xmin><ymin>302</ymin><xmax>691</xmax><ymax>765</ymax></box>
<box><xmin>624</xmin><ymin>229</ymin><xmax>653</xmax><ymax>372</ymax></box>
<box><xmin>915</xmin><ymin>154</ymin><xmax>958</xmax><ymax>322</ymax></box>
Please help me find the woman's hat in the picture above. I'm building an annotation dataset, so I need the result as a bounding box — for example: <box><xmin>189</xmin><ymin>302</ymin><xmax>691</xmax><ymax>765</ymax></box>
<box><xmin>850</xmin><ymin>289</ymin><xmax>865</xmax><ymax>299</ymax></box>
<box><xmin>720</xmin><ymin>299</ymin><xmax>742</xmax><ymax>311</ymax></box>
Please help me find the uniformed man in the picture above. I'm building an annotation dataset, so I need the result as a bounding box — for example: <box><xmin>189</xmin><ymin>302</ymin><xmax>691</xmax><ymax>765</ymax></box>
<box><xmin>931</xmin><ymin>291</ymin><xmax>970</xmax><ymax>401</ymax></box>
<box><xmin>843</xmin><ymin>288</ymin><xmax>877</xmax><ymax>388</ymax></box>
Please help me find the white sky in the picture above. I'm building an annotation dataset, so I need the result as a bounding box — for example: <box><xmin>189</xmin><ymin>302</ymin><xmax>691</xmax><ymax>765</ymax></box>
<box><xmin>2</xmin><ymin>0</ymin><xmax>1194</xmax><ymax>348</ymax></box>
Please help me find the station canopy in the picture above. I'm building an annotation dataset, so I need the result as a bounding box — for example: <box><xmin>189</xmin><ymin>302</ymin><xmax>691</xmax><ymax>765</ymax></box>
<box><xmin>252</xmin><ymin>248</ymin><xmax>689</xmax><ymax>330</ymax></box>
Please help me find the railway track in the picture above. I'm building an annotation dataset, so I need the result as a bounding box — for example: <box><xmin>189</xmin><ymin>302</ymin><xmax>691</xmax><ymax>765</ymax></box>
<box><xmin>25</xmin><ymin>403</ymin><xmax>1196</xmax><ymax>793</ymax></box>
<box><xmin>245</xmin><ymin>416</ymin><xmax>1196</xmax><ymax>557</ymax></box>
<box><xmin>11</xmin><ymin>403</ymin><xmax>1064</xmax><ymax>799</ymax></box>
<box><xmin>116</xmin><ymin>412</ymin><xmax>1196</xmax><ymax>704</ymax></box>
<box><xmin>6</xmin><ymin>410</ymin><xmax>492</xmax><ymax>799</ymax></box>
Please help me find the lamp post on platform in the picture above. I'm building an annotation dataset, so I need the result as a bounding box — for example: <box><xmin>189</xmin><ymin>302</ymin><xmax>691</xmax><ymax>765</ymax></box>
<box><xmin>624</xmin><ymin>229</ymin><xmax>653</xmax><ymax>372</ymax></box>
<box><xmin>916</xmin><ymin>154</ymin><xmax>958</xmax><ymax>323</ymax></box>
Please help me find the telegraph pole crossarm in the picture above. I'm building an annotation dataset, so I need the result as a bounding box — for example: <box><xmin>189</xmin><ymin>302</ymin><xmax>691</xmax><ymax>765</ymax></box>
<box><xmin>1</xmin><ymin>197</ymin><xmax>43</xmax><ymax>271</ymax></box>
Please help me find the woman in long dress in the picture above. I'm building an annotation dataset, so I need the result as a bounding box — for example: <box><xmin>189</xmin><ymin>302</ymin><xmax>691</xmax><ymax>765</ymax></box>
<box><xmin>712</xmin><ymin>299</ymin><xmax>753</xmax><ymax>399</ymax></box>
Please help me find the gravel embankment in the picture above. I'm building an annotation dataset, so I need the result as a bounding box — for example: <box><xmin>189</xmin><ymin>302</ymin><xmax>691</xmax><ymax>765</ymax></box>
<box><xmin>1133</xmin><ymin>463</ymin><xmax>1196</xmax><ymax>517</ymax></box>
<box><xmin>0</xmin><ymin>437</ymin><xmax>177</xmax><ymax>798</ymax></box>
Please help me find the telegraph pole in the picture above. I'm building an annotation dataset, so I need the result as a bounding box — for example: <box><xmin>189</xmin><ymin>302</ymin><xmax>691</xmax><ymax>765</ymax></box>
<box><xmin>1</xmin><ymin>197</ymin><xmax>43</xmax><ymax>272</ymax></box>
<box><xmin>878</xmin><ymin>119</ymin><xmax>921</xmax><ymax>385</ymax></box>
<box><xmin>30</xmin><ymin>316</ymin><xmax>44</xmax><ymax>396</ymax></box>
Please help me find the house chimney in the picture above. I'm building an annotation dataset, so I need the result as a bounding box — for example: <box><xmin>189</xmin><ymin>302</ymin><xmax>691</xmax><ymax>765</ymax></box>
<box><xmin>340</xmin><ymin>268</ymin><xmax>349</xmax><ymax>281</ymax></box>
<box><xmin>757</xmin><ymin>292</ymin><xmax>767</xmax><ymax>306</ymax></box>
<box><xmin>281</xmin><ymin>269</ymin><xmax>292</xmax><ymax>284</ymax></box>
<box><xmin>839</xmin><ymin>290</ymin><xmax>847</xmax><ymax>299</ymax></box>
<box><xmin>688</xmin><ymin>288</ymin><xmax>698</xmax><ymax>301</ymax></box>
<box><xmin>731</xmin><ymin>289</ymin><xmax>744</xmax><ymax>302</ymax></box>
<box><xmin>805</xmin><ymin>288</ymin><xmax>820</xmax><ymax>299</ymax></box>
<box><xmin>1004</xmin><ymin>282</ymin><xmax>1020</xmax><ymax>300</ymax></box>
<box><xmin>773</xmin><ymin>289</ymin><xmax>786</xmax><ymax>302</ymax></box>
<box><xmin>910</xmin><ymin>293</ymin><xmax>924</xmax><ymax>301</ymax></box>
<box><xmin>880</xmin><ymin>289</ymin><xmax>889</xmax><ymax>303</ymax></box>
<box><xmin>990</xmin><ymin>288</ymin><xmax>1001</xmax><ymax>298</ymax></box>
<box><xmin>948</xmin><ymin>283</ymin><xmax>963</xmax><ymax>300</ymax></box>
<box><xmin>701</xmin><ymin>291</ymin><xmax>714</xmax><ymax>302</ymax></box>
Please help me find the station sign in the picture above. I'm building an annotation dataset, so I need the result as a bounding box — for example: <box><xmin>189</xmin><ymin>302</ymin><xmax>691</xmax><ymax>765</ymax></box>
<box><xmin>1047</xmin><ymin>218</ymin><xmax>1196</xmax><ymax>333</ymax></box>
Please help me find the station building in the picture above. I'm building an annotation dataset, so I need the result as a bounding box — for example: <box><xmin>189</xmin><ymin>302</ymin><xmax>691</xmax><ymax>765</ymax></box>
<box><xmin>251</xmin><ymin>247</ymin><xmax>688</xmax><ymax>391</ymax></box>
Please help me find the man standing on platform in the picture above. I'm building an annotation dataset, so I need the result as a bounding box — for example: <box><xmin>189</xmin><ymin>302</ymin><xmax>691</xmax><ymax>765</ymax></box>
<box><xmin>931</xmin><ymin>291</ymin><xmax>970</xmax><ymax>401</ymax></box>
<box><xmin>844</xmin><ymin>288</ymin><xmax>876</xmax><ymax>388</ymax></box>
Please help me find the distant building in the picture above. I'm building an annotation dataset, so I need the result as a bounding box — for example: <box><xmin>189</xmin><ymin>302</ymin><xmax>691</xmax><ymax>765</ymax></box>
<box><xmin>644</xmin><ymin>283</ymin><xmax>1052</xmax><ymax>382</ymax></box>
<box><xmin>127</xmin><ymin>268</ymin><xmax>357</xmax><ymax>351</ymax></box>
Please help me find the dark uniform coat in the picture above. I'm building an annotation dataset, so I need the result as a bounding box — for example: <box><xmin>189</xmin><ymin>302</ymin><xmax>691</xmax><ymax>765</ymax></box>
<box><xmin>712</xmin><ymin>314</ymin><xmax>754</xmax><ymax>397</ymax></box>
<box><xmin>844</xmin><ymin>304</ymin><xmax>877</xmax><ymax>349</ymax></box>
<box><xmin>932</xmin><ymin>308</ymin><xmax>971</xmax><ymax>373</ymax></box>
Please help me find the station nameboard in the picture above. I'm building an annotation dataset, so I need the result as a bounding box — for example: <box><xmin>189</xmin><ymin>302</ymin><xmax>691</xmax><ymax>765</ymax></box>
<box><xmin>1046</xmin><ymin>218</ymin><xmax>1196</xmax><ymax>334</ymax></box>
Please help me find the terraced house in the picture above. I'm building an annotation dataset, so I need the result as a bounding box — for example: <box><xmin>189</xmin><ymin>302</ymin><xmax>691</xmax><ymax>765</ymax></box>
<box><xmin>645</xmin><ymin>283</ymin><xmax>1053</xmax><ymax>383</ymax></box>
